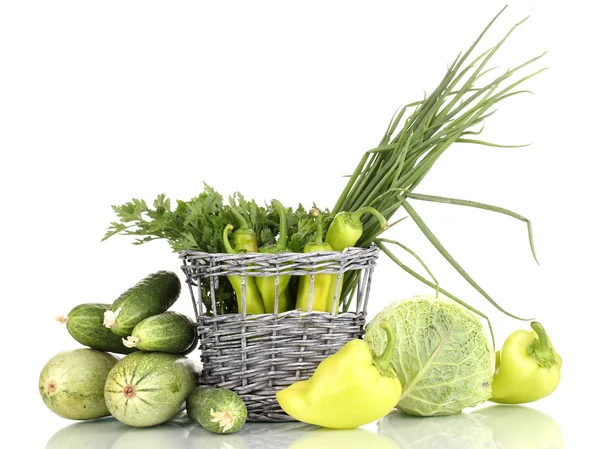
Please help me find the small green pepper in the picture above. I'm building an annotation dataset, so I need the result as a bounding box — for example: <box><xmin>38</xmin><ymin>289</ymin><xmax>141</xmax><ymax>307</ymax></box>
<box><xmin>325</xmin><ymin>207</ymin><xmax>388</xmax><ymax>251</ymax></box>
<box><xmin>296</xmin><ymin>210</ymin><xmax>336</xmax><ymax>312</ymax></box>
<box><xmin>490</xmin><ymin>321</ymin><xmax>562</xmax><ymax>404</ymax></box>
<box><xmin>256</xmin><ymin>200</ymin><xmax>292</xmax><ymax>313</ymax></box>
<box><xmin>223</xmin><ymin>224</ymin><xmax>265</xmax><ymax>314</ymax></box>
<box><xmin>228</xmin><ymin>208</ymin><xmax>259</xmax><ymax>252</ymax></box>
<box><xmin>324</xmin><ymin>207</ymin><xmax>388</xmax><ymax>313</ymax></box>
<box><xmin>276</xmin><ymin>321</ymin><xmax>402</xmax><ymax>429</ymax></box>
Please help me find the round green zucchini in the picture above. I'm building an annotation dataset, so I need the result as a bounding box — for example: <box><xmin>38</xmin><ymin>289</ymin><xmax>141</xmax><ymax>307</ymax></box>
<box><xmin>123</xmin><ymin>311</ymin><xmax>196</xmax><ymax>353</ymax></box>
<box><xmin>39</xmin><ymin>349</ymin><xmax>119</xmax><ymax>420</ymax></box>
<box><xmin>104</xmin><ymin>270</ymin><xmax>181</xmax><ymax>337</ymax></box>
<box><xmin>57</xmin><ymin>303</ymin><xmax>136</xmax><ymax>354</ymax></box>
<box><xmin>104</xmin><ymin>352</ymin><xmax>197</xmax><ymax>427</ymax></box>
<box><xmin>186</xmin><ymin>386</ymin><xmax>247</xmax><ymax>434</ymax></box>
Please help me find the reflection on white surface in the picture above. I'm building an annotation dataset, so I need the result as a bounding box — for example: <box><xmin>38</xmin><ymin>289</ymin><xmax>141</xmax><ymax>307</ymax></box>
<box><xmin>473</xmin><ymin>405</ymin><xmax>564</xmax><ymax>449</ymax></box>
<box><xmin>379</xmin><ymin>411</ymin><xmax>496</xmax><ymax>448</ymax></box>
<box><xmin>379</xmin><ymin>406</ymin><xmax>563</xmax><ymax>449</ymax></box>
<box><xmin>46</xmin><ymin>405</ymin><xmax>562</xmax><ymax>449</ymax></box>
<box><xmin>46</xmin><ymin>417</ymin><xmax>130</xmax><ymax>449</ymax></box>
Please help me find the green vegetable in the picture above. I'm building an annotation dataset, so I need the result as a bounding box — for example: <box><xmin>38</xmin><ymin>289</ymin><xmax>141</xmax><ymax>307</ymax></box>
<box><xmin>365</xmin><ymin>295</ymin><xmax>494</xmax><ymax>416</ymax></box>
<box><xmin>122</xmin><ymin>311</ymin><xmax>196</xmax><ymax>353</ymax></box>
<box><xmin>46</xmin><ymin>418</ymin><xmax>129</xmax><ymax>449</ymax></box>
<box><xmin>39</xmin><ymin>349</ymin><xmax>119</xmax><ymax>420</ymax></box>
<box><xmin>104</xmin><ymin>352</ymin><xmax>198</xmax><ymax>427</ymax></box>
<box><xmin>296</xmin><ymin>210</ymin><xmax>336</xmax><ymax>312</ymax></box>
<box><xmin>276</xmin><ymin>321</ymin><xmax>402</xmax><ymax>429</ymax></box>
<box><xmin>256</xmin><ymin>200</ymin><xmax>292</xmax><ymax>313</ymax></box>
<box><xmin>103</xmin><ymin>271</ymin><xmax>181</xmax><ymax>337</ymax></box>
<box><xmin>332</xmin><ymin>7</ymin><xmax>545</xmax><ymax>324</ymax></box>
<box><xmin>325</xmin><ymin>207</ymin><xmax>388</xmax><ymax>251</ymax></box>
<box><xmin>323</xmin><ymin>207</ymin><xmax>388</xmax><ymax>313</ymax></box>
<box><xmin>490</xmin><ymin>321</ymin><xmax>561</xmax><ymax>404</ymax></box>
<box><xmin>186</xmin><ymin>386</ymin><xmax>247</xmax><ymax>434</ymax></box>
<box><xmin>223</xmin><ymin>224</ymin><xmax>265</xmax><ymax>314</ymax></box>
<box><xmin>56</xmin><ymin>303</ymin><xmax>136</xmax><ymax>354</ymax></box>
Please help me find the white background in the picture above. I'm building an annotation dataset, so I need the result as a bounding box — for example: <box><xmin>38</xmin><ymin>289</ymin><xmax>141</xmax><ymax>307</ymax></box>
<box><xmin>1</xmin><ymin>1</ymin><xmax>598</xmax><ymax>447</ymax></box>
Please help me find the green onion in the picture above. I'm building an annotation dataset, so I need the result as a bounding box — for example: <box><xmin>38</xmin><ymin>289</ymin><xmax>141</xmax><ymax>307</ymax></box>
<box><xmin>333</xmin><ymin>6</ymin><xmax>545</xmax><ymax>322</ymax></box>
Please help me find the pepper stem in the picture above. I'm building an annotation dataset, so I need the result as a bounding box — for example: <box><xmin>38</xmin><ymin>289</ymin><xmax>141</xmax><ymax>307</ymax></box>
<box><xmin>272</xmin><ymin>199</ymin><xmax>288</xmax><ymax>251</ymax></box>
<box><xmin>528</xmin><ymin>321</ymin><xmax>557</xmax><ymax>368</ymax></box>
<box><xmin>351</xmin><ymin>207</ymin><xmax>389</xmax><ymax>231</ymax></box>
<box><xmin>230</xmin><ymin>208</ymin><xmax>249</xmax><ymax>229</ymax></box>
<box><xmin>312</xmin><ymin>209</ymin><xmax>324</xmax><ymax>245</ymax></box>
<box><xmin>374</xmin><ymin>320</ymin><xmax>397</xmax><ymax>376</ymax></box>
<box><xmin>223</xmin><ymin>224</ymin><xmax>235</xmax><ymax>254</ymax></box>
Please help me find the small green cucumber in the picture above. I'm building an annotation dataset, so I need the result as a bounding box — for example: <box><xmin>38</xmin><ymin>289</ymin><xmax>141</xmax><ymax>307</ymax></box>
<box><xmin>104</xmin><ymin>352</ymin><xmax>198</xmax><ymax>427</ymax></box>
<box><xmin>123</xmin><ymin>311</ymin><xmax>196</xmax><ymax>353</ymax></box>
<box><xmin>57</xmin><ymin>303</ymin><xmax>136</xmax><ymax>354</ymax></box>
<box><xmin>186</xmin><ymin>386</ymin><xmax>247</xmax><ymax>434</ymax></box>
<box><xmin>104</xmin><ymin>270</ymin><xmax>181</xmax><ymax>337</ymax></box>
<box><xmin>39</xmin><ymin>349</ymin><xmax>119</xmax><ymax>420</ymax></box>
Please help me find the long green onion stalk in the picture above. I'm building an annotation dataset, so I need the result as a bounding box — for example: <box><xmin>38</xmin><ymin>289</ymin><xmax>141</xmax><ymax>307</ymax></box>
<box><xmin>333</xmin><ymin>6</ymin><xmax>546</xmax><ymax>333</ymax></box>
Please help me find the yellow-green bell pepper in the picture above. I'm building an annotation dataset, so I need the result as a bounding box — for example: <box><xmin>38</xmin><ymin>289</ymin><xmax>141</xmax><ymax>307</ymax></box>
<box><xmin>490</xmin><ymin>321</ymin><xmax>562</xmax><ymax>404</ymax></box>
<box><xmin>276</xmin><ymin>321</ymin><xmax>402</xmax><ymax>429</ymax></box>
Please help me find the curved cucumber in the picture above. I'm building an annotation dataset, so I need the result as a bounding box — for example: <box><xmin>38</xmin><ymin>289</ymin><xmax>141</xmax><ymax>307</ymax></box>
<box><xmin>186</xmin><ymin>386</ymin><xmax>247</xmax><ymax>434</ymax></box>
<box><xmin>123</xmin><ymin>311</ymin><xmax>196</xmax><ymax>353</ymax></box>
<box><xmin>39</xmin><ymin>349</ymin><xmax>119</xmax><ymax>420</ymax></box>
<box><xmin>58</xmin><ymin>303</ymin><xmax>136</xmax><ymax>354</ymax></box>
<box><xmin>104</xmin><ymin>352</ymin><xmax>198</xmax><ymax>427</ymax></box>
<box><xmin>104</xmin><ymin>271</ymin><xmax>181</xmax><ymax>337</ymax></box>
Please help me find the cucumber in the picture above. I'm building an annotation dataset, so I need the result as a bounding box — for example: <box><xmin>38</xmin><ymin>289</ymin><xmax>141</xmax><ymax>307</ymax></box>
<box><xmin>57</xmin><ymin>303</ymin><xmax>136</xmax><ymax>354</ymax></box>
<box><xmin>186</xmin><ymin>386</ymin><xmax>247</xmax><ymax>434</ymax></box>
<box><xmin>104</xmin><ymin>270</ymin><xmax>181</xmax><ymax>337</ymax></box>
<box><xmin>39</xmin><ymin>349</ymin><xmax>119</xmax><ymax>420</ymax></box>
<box><xmin>123</xmin><ymin>311</ymin><xmax>196</xmax><ymax>353</ymax></box>
<box><xmin>104</xmin><ymin>352</ymin><xmax>198</xmax><ymax>427</ymax></box>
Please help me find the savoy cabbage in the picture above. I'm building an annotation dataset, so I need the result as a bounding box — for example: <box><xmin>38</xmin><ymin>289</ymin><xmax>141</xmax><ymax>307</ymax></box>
<box><xmin>365</xmin><ymin>295</ymin><xmax>494</xmax><ymax>416</ymax></box>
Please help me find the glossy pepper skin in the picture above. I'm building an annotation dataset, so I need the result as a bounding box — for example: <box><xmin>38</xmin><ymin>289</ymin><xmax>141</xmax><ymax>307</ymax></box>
<box><xmin>223</xmin><ymin>224</ymin><xmax>265</xmax><ymax>315</ymax></box>
<box><xmin>324</xmin><ymin>207</ymin><xmax>388</xmax><ymax>313</ymax></box>
<box><xmin>490</xmin><ymin>322</ymin><xmax>562</xmax><ymax>404</ymax></box>
<box><xmin>296</xmin><ymin>210</ymin><xmax>336</xmax><ymax>312</ymax></box>
<box><xmin>276</xmin><ymin>321</ymin><xmax>402</xmax><ymax>429</ymax></box>
<box><xmin>256</xmin><ymin>200</ymin><xmax>292</xmax><ymax>313</ymax></box>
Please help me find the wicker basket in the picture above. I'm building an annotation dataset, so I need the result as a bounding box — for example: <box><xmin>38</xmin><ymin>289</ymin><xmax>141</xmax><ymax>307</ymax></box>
<box><xmin>179</xmin><ymin>244</ymin><xmax>379</xmax><ymax>422</ymax></box>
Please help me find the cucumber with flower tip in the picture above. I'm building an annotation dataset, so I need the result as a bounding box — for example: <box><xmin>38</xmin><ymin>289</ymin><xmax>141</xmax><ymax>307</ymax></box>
<box><xmin>56</xmin><ymin>303</ymin><xmax>136</xmax><ymax>354</ymax></box>
<box><xmin>122</xmin><ymin>311</ymin><xmax>197</xmax><ymax>353</ymax></box>
<box><xmin>103</xmin><ymin>270</ymin><xmax>181</xmax><ymax>337</ymax></box>
<box><xmin>186</xmin><ymin>386</ymin><xmax>247</xmax><ymax>434</ymax></box>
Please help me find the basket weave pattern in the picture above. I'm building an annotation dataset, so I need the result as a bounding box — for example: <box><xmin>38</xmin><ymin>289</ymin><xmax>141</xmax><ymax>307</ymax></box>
<box><xmin>179</xmin><ymin>245</ymin><xmax>379</xmax><ymax>422</ymax></box>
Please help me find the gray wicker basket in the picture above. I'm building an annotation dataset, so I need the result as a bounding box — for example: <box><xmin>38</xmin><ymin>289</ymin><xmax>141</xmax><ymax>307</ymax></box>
<box><xmin>179</xmin><ymin>244</ymin><xmax>379</xmax><ymax>422</ymax></box>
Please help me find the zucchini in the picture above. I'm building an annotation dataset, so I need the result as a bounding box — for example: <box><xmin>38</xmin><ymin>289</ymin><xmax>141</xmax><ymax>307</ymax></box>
<box><xmin>186</xmin><ymin>386</ymin><xmax>247</xmax><ymax>434</ymax></box>
<box><xmin>39</xmin><ymin>349</ymin><xmax>119</xmax><ymax>420</ymax></box>
<box><xmin>57</xmin><ymin>303</ymin><xmax>136</xmax><ymax>354</ymax></box>
<box><xmin>104</xmin><ymin>352</ymin><xmax>198</xmax><ymax>427</ymax></box>
<box><xmin>123</xmin><ymin>311</ymin><xmax>196</xmax><ymax>353</ymax></box>
<box><xmin>104</xmin><ymin>270</ymin><xmax>181</xmax><ymax>337</ymax></box>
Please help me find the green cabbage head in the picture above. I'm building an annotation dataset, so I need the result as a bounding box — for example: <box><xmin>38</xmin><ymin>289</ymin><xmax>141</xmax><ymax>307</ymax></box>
<box><xmin>365</xmin><ymin>295</ymin><xmax>494</xmax><ymax>416</ymax></box>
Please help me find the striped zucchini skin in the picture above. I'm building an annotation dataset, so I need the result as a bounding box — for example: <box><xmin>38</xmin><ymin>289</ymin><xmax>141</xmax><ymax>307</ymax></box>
<box><xmin>39</xmin><ymin>349</ymin><xmax>119</xmax><ymax>420</ymax></box>
<box><xmin>66</xmin><ymin>303</ymin><xmax>136</xmax><ymax>354</ymax></box>
<box><xmin>108</xmin><ymin>271</ymin><xmax>181</xmax><ymax>337</ymax></box>
<box><xmin>104</xmin><ymin>352</ymin><xmax>197</xmax><ymax>427</ymax></box>
<box><xmin>128</xmin><ymin>311</ymin><xmax>196</xmax><ymax>353</ymax></box>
